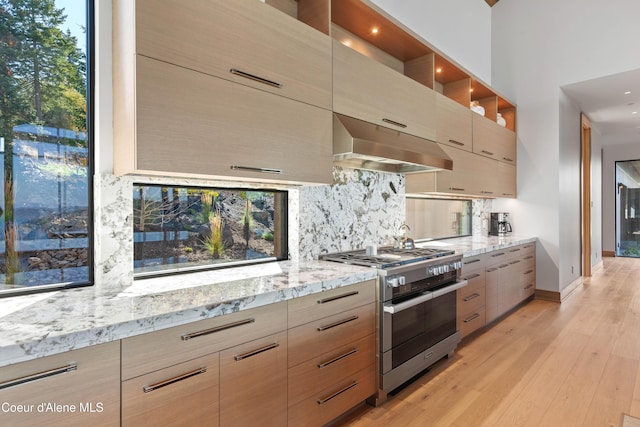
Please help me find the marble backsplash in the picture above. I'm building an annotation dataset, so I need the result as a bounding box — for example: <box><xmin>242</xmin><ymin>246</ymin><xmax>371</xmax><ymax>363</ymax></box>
<box><xmin>93</xmin><ymin>170</ymin><xmax>489</xmax><ymax>286</ymax></box>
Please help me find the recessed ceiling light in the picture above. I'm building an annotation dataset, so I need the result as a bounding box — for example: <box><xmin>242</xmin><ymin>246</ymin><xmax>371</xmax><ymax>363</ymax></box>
<box><xmin>633</xmin><ymin>111</ymin><xmax>638</xmax><ymax>115</ymax></box>
<box><xmin>436</xmin><ymin>67</ymin><xmax>443</xmax><ymax>73</ymax></box>
<box><xmin>625</xmin><ymin>91</ymin><xmax>632</xmax><ymax>95</ymax></box>
<box><xmin>469</xmin><ymin>88</ymin><xmax>474</xmax><ymax>93</ymax></box>
<box><xmin>371</xmin><ymin>27</ymin><xmax>379</xmax><ymax>34</ymax></box>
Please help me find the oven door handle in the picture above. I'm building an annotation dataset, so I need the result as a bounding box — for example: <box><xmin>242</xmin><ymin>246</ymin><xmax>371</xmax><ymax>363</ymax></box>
<box><xmin>431</xmin><ymin>280</ymin><xmax>469</xmax><ymax>299</ymax></box>
<box><xmin>383</xmin><ymin>292</ymin><xmax>433</xmax><ymax>314</ymax></box>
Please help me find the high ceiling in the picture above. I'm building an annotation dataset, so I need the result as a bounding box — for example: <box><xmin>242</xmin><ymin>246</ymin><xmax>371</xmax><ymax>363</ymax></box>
<box><xmin>563</xmin><ymin>68</ymin><xmax>640</xmax><ymax>145</ymax></box>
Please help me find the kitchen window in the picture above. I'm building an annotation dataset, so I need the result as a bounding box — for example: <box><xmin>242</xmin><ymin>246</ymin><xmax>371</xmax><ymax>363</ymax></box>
<box><xmin>133</xmin><ymin>184</ymin><xmax>288</xmax><ymax>276</ymax></box>
<box><xmin>0</xmin><ymin>0</ymin><xmax>93</xmax><ymax>296</ymax></box>
<box><xmin>405</xmin><ymin>198</ymin><xmax>472</xmax><ymax>240</ymax></box>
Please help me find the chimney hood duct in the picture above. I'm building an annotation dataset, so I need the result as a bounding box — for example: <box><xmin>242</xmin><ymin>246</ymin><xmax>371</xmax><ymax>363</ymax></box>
<box><xmin>333</xmin><ymin>113</ymin><xmax>453</xmax><ymax>174</ymax></box>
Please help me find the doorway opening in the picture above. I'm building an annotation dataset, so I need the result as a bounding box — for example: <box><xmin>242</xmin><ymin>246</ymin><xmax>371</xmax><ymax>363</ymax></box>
<box><xmin>615</xmin><ymin>160</ymin><xmax>640</xmax><ymax>258</ymax></box>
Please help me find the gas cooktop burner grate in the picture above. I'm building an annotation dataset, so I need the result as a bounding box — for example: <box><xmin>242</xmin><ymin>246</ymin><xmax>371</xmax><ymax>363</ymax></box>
<box><xmin>321</xmin><ymin>246</ymin><xmax>456</xmax><ymax>269</ymax></box>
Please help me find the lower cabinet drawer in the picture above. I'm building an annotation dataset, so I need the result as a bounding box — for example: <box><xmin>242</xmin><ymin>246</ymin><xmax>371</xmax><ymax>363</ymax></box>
<box><xmin>288</xmin><ymin>365</ymin><xmax>376</xmax><ymax>427</ymax></box>
<box><xmin>287</xmin><ymin>303</ymin><xmax>375</xmax><ymax>368</ymax></box>
<box><xmin>458</xmin><ymin>273</ymin><xmax>485</xmax><ymax>314</ymax></box>
<box><xmin>288</xmin><ymin>334</ymin><xmax>375</xmax><ymax>407</ymax></box>
<box><xmin>122</xmin><ymin>352</ymin><xmax>219</xmax><ymax>427</ymax></box>
<box><xmin>460</xmin><ymin>307</ymin><xmax>486</xmax><ymax>338</ymax></box>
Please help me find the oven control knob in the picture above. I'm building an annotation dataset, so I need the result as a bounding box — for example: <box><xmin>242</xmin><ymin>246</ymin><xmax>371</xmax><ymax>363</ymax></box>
<box><xmin>398</xmin><ymin>276</ymin><xmax>406</xmax><ymax>286</ymax></box>
<box><xmin>388</xmin><ymin>277</ymin><xmax>399</xmax><ymax>288</ymax></box>
<box><xmin>427</xmin><ymin>267</ymin><xmax>434</xmax><ymax>275</ymax></box>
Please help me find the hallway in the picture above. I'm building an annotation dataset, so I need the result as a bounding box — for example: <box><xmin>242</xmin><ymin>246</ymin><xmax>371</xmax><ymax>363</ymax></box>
<box><xmin>338</xmin><ymin>256</ymin><xmax>640</xmax><ymax>427</ymax></box>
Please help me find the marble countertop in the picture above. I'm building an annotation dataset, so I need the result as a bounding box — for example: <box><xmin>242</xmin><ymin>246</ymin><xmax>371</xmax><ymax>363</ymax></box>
<box><xmin>0</xmin><ymin>261</ymin><xmax>377</xmax><ymax>368</ymax></box>
<box><xmin>415</xmin><ymin>235</ymin><xmax>537</xmax><ymax>257</ymax></box>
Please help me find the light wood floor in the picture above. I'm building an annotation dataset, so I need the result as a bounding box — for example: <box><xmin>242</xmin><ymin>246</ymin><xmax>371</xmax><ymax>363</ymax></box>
<box><xmin>337</xmin><ymin>256</ymin><xmax>640</xmax><ymax>427</ymax></box>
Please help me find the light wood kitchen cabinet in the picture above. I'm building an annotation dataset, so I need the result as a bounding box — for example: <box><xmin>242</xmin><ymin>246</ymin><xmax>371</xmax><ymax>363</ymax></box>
<box><xmin>122</xmin><ymin>352</ymin><xmax>219</xmax><ymax>427</ymax></box>
<box><xmin>287</xmin><ymin>280</ymin><xmax>377</xmax><ymax>426</ymax></box>
<box><xmin>0</xmin><ymin>341</ymin><xmax>120</xmax><ymax>427</ymax></box>
<box><xmin>219</xmin><ymin>332</ymin><xmax>288</xmax><ymax>427</ymax></box>
<box><xmin>332</xmin><ymin>40</ymin><xmax>437</xmax><ymax>142</ymax></box>
<box><xmin>485</xmin><ymin>243</ymin><xmax>536</xmax><ymax>323</ymax></box>
<box><xmin>436</xmin><ymin>92</ymin><xmax>473</xmax><ymax>152</ymax></box>
<box><xmin>472</xmin><ymin>113</ymin><xmax>517</xmax><ymax>165</ymax></box>
<box><xmin>129</xmin><ymin>0</ymin><xmax>332</xmax><ymax>109</ymax></box>
<box><xmin>113</xmin><ymin>0</ymin><xmax>333</xmax><ymax>184</ymax></box>
<box><xmin>458</xmin><ymin>254</ymin><xmax>487</xmax><ymax>338</ymax></box>
<box><xmin>114</xmin><ymin>55</ymin><xmax>332</xmax><ymax>184</ymax></box>
<box><xmin>122</xmin><ymin>301</ymin><xmax>287</xmax><ymax>381</ymax></box>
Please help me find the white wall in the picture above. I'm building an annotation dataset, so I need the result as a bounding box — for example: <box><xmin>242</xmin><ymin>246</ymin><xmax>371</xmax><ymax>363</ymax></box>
<box><xmin>602</xmin><ymin>143</ymin><xmax>640</xmax><ymax>254</ymax></box>
<box><xmin>368</xmin><ymin>0</ymin><xmax>492</xmax><ymax>84</ymax></box>
<box><xmin>491</xmin><ymin>0</ymin><xmax>640</xmax><ymax>292</ymax></box>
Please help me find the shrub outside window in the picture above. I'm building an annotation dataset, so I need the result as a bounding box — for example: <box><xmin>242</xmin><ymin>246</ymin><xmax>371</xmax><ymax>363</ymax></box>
<box><xmin>0</xmin><ymin>0</ymin><xmax>91</xmax><ymax>296</ymax></box>
<box><xmin>133</xmin><ymin>184</ymin><xmax>288</xmax><ymax>276</ymax></box>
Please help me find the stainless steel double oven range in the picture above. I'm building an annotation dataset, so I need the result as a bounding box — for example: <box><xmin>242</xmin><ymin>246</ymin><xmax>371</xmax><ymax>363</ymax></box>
<box><xmin>322</xmin><ymin>246</ymin><xmax>467</xmax><ymax>402</ymax></box>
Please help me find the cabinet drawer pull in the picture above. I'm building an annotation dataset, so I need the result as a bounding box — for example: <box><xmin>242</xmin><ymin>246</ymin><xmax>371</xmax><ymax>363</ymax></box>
<box><xmin>481</xmin><ymin>191</ymin><xmax>494</xmax><ymax>194</ymax></box>
<box><xmin>0</xmin><ymin>363</ymin><xmax>77</xmax><ymax>390</ymax></box>
<box><xmin>491</xmin><ymin>252</ymin><xmax>505</xmax><ymax>257</ymax></box>
<box><xmin>463</xmin><ymin>273</ymin><xmax>481</xmax><ymax>281</ymax></box>
<box><xmin>524</xmin><ymin>270</ymin><xmax>534</xmax><ymax>275</ymax></box>
<box><xmin>317</xmin><ymin>290</ymin><xmax>359</xmax><ymax>304</ymax></box>
<box><xmin>509</xmin><ymin>248</ymin><xmax>521</xmax><ymax>253</ymax></box>
<box><xmin>524</xmin><ymin>255</ymin><xmax>534</xmax><ymax>260</ymax></box>
<box><xmin>229</xmin><ymin>68</ymin><xmax>282</xmax><ymax>88</ymax></box>
<box><xmin>448</xmin><ymin>139</ymin><xmax>465</xmax><ymax>147</ymax></box>
<box><xmin>524</xmin><ymin>284</ymin><xmax>534</xmax><ymax>290</ymax></box>
<box><xmin>502</xmin><ymin>193</ymin><xmax>514</xmax><ymax>197</ymax></box>
<box><xmin>234</xmin><ymin>342</ymin><xmax>280</xmax><ymax>361</ymax></box>
<box><xmin>503</xmin><ymin>157</ymin><xmax>514</xmax><ymax>162</ymax></box>
<box><xmin>317</xmin><ymin>315</ymin><xmax>359</xmax><ymax>331</ymax></box>
<box><xmin>449</xmin><ymin>187</ymin><xmax>465</xmax><ymax>191</ymax></box>
<box><xmin>481</xmin><ymin>150</ymin><xmax>494</xmax><ymax>156</ymax></box>
<box><xmin>463</xmin><ymin>313</ymin><xmax>481</xmax><ymax>323</ymax></box>
<box><xmin>382</xmin><ymin>118</ymin><xmax>407</xmax><ymax>128</ymax></box>
<box><xmin>317</xmin><ymin>348</ymin><xmax>358</xmax><ymax>369</ymax></box>
<box><xmin>509</xmin><ymin>260</ymin><xmax>521</xmax><ymax>265</ymax></box>
<box><xmin>465</xmin><ymin>259</ymin><xmax>481</xmax><ymax>265</ymax></box>
<box><xmin>317</xmin><ymin>381</ymin><xmax>358</xmax><ymax>405</ymax></box>
<box><xmin>143</xmin><ymin>367</ymin><xmax>206</xmax><ymax>393</ymax></box>
<box><xmin>463</xmin><ymin>292</ymin><xmax>481</xmax><ymax>302</ymax></box>
<box><xmin>486</xmin><ymin>267</ymin><xmax>498</xmax><ymax>272</ymax></box>
<box><xmin>181</xmin><ymin>318</ymin><xmax>255</xmax><ymax>341</ymax></box>
<box><xmin>230</xmin><ymin>165</ymin><xmax>283</xmax><ymax>175</ymax></box>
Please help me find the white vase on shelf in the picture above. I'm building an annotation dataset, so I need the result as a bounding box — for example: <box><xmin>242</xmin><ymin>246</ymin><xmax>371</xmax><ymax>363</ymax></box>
<box><xmin>496</xmin><ymin>112</ymin><xmax>506</xmax><ymax>127</ymax></box>
<box><xmin>470</xmin><ymin>101</ymin><xmax>485</xmax><ymax>116</ymax></box>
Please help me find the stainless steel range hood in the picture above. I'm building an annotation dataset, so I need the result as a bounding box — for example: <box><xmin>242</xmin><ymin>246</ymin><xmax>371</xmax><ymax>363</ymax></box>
<box><xmin>333</xmin><ymin>113</ymin><xmax>453</xmax><ymax>174</ymax></box>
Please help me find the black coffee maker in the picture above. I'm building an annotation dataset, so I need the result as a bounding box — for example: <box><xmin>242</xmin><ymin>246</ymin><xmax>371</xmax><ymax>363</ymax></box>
<box><xmin>489</xmin><ymin>212</ymin><xmax>512</xmax><ymax>236</ymax></box>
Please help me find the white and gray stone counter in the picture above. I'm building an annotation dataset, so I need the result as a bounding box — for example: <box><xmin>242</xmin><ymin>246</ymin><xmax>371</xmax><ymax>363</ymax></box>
<box><xmin>0</xmin><ymin>261</ymin><xmax>376</xmax><ymax>368</ymax></box>
<box><xmin>416</xmin><ymin>235</ymin><xmax>537</xmax><ymax>257</ymax></box>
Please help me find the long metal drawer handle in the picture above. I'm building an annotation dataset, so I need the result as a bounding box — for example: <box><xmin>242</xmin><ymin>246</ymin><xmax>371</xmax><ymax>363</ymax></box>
<box><xmin>481</xmin><ymin>150</ymin><xmax>494</xmax><ymax>155</ymax></box>
<box><xmin>486</xmin><ymin>267</ymin><xmax>498</xmax><ymax>272</ymax></box>
<box><xmin>143</xmin><ymin>367</ymin><xmax>206</xmax><ymax>393</ymax></box>
<box><xmin>463</xmin><ymin>313</ymin><xmax>481</xmax><ymax>323</ymax></box>
<box><xmin>317</xmin><ymin>348</ymin><xmax>358</xmax><ymax>369</ymax></box>
<box><xmin>230</xmin><ymin>165</ymin><xmax>283</xmax><ymax>175</ymax></box>
<box><xmin>449</xmin><ymin>187</ymin><xmax>465</xmax><ymax>191</ymax></box>
<box><xmin>524</xmin><ymin>255</ymin><xmax>534</xmax><ymax>260</ymax></box>
<box><xmin>384</xmin><ymin>292</ymin><xmax>432</xmax><ymax>314</ymax></box>
<box><xmin>463</xmin><ymin>292</ymin><xmax>481</xmax><ymax>302</ymax></box>
<box><xmin>509</xmin><ymin>248</ymin><xmax>521</xmax><ymax>252</ymax></box>
<box><xmin>432</xmin><ymin>280</ymin><xmax>468</xmax><ymax>299</ymax></box>
<box><xmin>229</xmin><ymin>68</ymin><xmax>282</xmax><ymax>88</ymax></box>
<box><xmin>448</xmin><ymin>139</ymin><xmax>465</xmax><ymax>146</ymax></box>
<box><xmin>463</xmin><ymin>273</ymin><xmax>481</xmax><ymax>281</ymax></box>
<box><xmin>181</xmin><ymin>318</ymin><xmax>255</xmax><ymax>341</ymax></box>
<box><xmin>317</xmin><ymin>291</ymin><xmax>359</xmax><ymax>304</ymax></box>
<box><xmin>524</xmin><ymin>284</ymin><xmax>534</xmax><ymax>290</ymax></box>
<box><xmin>0</xmin><ymin>363</ymin><xmax>77</xmax><ymax>390</ymax></box>
<box><xmin>524</xmin><ymin>270</ymin><xmax>534</xmax><ymax>275</ymax></box>
<box><xmin>481</xmin><ymin>191</ymin><xmax>494</xmax><ymax>194</ymax></box>
<box><xmin>503</xmin><ymin>157</ymin><xmax>514</xmax><ymax>162</ymax></box>
<box><xmin>317</xmin><ymin>381</ymin><xmax>358</xmax><ymax>405</ymax></box>
<box><xmin>382</xmin><ymin>118</ymin><xmax>407</xmax><ymax>128</ymax></box>
<box><xmin>509</xmin><ymin>260</ymin><xmax>521</xmax><ymax>265</ymax></box>
<box><xmin>317</xmin><ymin>315</ymin><xmax>359</xmax><ymax>332</ymax></box>
<box><xmin>491</xmin><ymin>252</ymin><xmax>505</xmax><ymax>257</ymax></box>
<box><xmin>465</xmin><ymin>259</ymin><xmax>481</xmax><ymax>265</ymax></box>
<box><xmin>234</xmin><ymin>342</ymin><xmax>280</xmax><ymax>361</ymax></box>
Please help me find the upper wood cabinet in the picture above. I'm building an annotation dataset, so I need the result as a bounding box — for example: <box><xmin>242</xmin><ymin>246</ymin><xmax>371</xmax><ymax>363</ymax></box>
<box><xmin>113</xmin><ymin>0</ymin><xmax>333</xmax><ymax>184</ymax></box>
<box><xmin>436</xmin><ymin>92</ymin><xmax>473</xmax><ymax>151</ymax></box>
<box><xmin>332</xmin><ymin>40</ymin><xmax>437</xmax><ymax>141</ymax></box>
<box><xmin>130</xmin><ymin>0</ymin><xmax>332</xmax><ymax>109</ymax></box>
<box><xmin>472</xmin><ymin>114</ymin><xmax>517</xmax><ymax>165</ymax></box>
